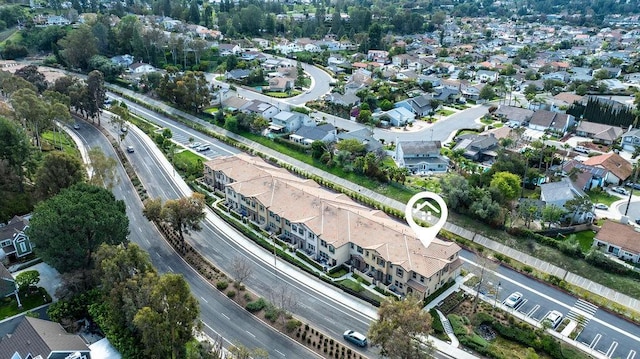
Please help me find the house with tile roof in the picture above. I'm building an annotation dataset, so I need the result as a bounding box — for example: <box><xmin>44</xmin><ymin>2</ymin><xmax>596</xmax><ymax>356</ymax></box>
<box><xmin>582</xmin><ymin>153</ymin><xmax>633</xmax><ymax>185</ymax></box>
<box><xmin>0</xmin><ymin>316</ymin><xmax>91</xmax><ymax>359</ymax></box>
<box><xmin>575</xmin><ymin>121</ymin><xmax>624</xmax><ymax>145</ymax></box>
<box><xmin>593</xmin><ymin>220</ymin><xmax>640</xmax><ymax>263</ymax></box>
<box><xmin>0</xmin><ymin>215</ymin><xmax>33</xmax><ymax>261</ymax></box>
<box><xmin>203</xmin><ymin>154</ymin><xmax>462</xmax><ymax>298</ymax></box>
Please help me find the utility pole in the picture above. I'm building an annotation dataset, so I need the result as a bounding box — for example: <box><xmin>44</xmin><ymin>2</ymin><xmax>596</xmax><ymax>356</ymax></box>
<box><xmin>624</xmin><ymin>164</ymin><xmax>639</xmax><ymax>216</ymax></box>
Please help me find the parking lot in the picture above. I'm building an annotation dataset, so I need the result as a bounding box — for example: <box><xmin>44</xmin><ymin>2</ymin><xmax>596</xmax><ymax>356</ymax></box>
<box><xmin>495</xmin><ymin>283</ymin><xmax>638</xmax><ymax>359</ymax></box>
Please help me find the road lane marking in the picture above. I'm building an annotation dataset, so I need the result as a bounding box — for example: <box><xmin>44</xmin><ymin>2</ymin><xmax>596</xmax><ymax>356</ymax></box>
<box><xmin>221</xmin><ymin>313</ymin><xmax>230</xmax><ymax>320</ymax></box>
<box><xmin>200</xmin><ymin>296</ymin><xmax>208</xmax><ymax>303</ymax></box>
<box><xmin>460</xmin><ymin>257</ymin><xmax>640</xmax><ymax>344</ymax></box>
<box><xmin>167</xmin><ymin>265</ymin><xmax>173</xmax><ymax>272</ymax></box>
<box><xmin>275</xmin><ymin>349</ymin><xmax>285</xmax><ymax>356</ymax></box>
<box><xmin>246</xmin><ymin>330</ymin><xmax>256</xmax><ymax>338</ymax></box>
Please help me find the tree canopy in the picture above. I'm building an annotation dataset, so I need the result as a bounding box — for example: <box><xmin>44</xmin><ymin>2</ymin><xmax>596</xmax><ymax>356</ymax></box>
<box><xmin>368</xmin><ymin>294</ymin><xmax>433</xmax><ymax>359</ymax></box>
<box><xmin>27</xmin><ymin>183</ymin><xmax>129</xmax><ymax>272</ymax></box>
<box><xmin>34</xmin><ymin>151</ymin><xmax>85</xmax><ymax>201</ymax></box>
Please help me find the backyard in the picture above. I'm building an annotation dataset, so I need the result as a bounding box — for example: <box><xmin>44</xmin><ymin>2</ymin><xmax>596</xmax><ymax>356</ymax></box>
<box><xmin>0</xmin><ymin>287</ymin><xmax>51</xmax><ymax>320</ymax></box>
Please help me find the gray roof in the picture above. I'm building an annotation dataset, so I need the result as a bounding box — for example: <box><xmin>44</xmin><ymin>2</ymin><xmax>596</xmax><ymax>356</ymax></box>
<box><xmin>293</xmin><ymin>124</ymin><xmax>335</xmax><ymax>141</ymax></box>
<box><xmin>0</xmin><ymin>317</ymin><xmax>91</xmax><ymax>359</ymax></box>
<box><xmin>399</xmin><ymin>141</ymin><xmax>441</xmax><ymax>156</ymax></box>
<box><xmin>337</xmin><ymin>128</ymin><xmax>381</xmax><ymax>151</ymax></box>
<box><xmin>576</xmin><ymin>121</ymin><xmax>623</xmax><ymax>142</ymax></box>
<box><xmin>530</xmin><ymin>110</ymin><xmax>569</xmax><ymax>130</ymax></box>
<box><xmin>540</xmin><ymin>178</ymin><xmax>585</xmax><ymax>204</ymax></box>
<box><xmin>494</xmin><ymin>105</ymin><xmax>534</xmax><ymax>123</ymax></box>
<box><xmin>0</xmin><ymin>216</ymin><xmax>28</xmax><ymax>241</ymax></box>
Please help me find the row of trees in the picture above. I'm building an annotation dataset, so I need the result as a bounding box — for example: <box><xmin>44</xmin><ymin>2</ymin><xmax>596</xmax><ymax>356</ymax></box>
<box><xmin>568</xmin><ymin>97</ymin><xmax>638</xmax><ymax>128</ymax></box>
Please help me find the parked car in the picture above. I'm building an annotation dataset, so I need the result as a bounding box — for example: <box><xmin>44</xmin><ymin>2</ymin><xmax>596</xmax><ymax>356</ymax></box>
<box><xmin>189</xmin><ymin>142</ymin><xmax>201</xmax><ymax>148</ymax></box>
<box><xmin>343</xmin><ymin>330</ymin><xmax>367</xmax><ymax>347</ymax></box>
<box><xmin>73</xmin><ymin>124</ymin><xmax>80</xmax><ymax>130</ymax></box>
<box><xmin>612</xmin><ymin>187</ymin><xmax>629</xmax><ymax>195</ymax></box>
<box><xmin>594</xmin><ymin>203</ymin><xmax>608</xmax><ymax>210</ymax></box>
<box><xmin>196</xmin><ymin>144</ymin><xmax>210</xmax><ymax>152</ymax></box>
<box><xmin>635</xmin><ymin>218</ymin><xmax>640</xmax><ymax>225</ymax></box>
<box><xmin>503</xmin><ymin>292</ymin><xmax>523</xmax><ymax>308</ymax></box>
<box><xmin>126</xmin><ymin>146</ymin><xmax>134</xmax><ymax>153</ymax></box>
<box><xmin>625</xmin><ymin>182</ymin><xmax>640</xmax><ymax>190</ymax></box>
<box><xmin>543</xmin><ymin>310</ymin><xmax>563</xmax><ymax>329</ymax></box>
<box><xmin>574</xmin><ymin>146</ymin><xmax>590</xmax><ymax>154</ymax></box>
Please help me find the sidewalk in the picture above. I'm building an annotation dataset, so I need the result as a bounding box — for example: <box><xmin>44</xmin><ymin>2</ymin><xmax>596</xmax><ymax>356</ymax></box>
<box><xmin>109</xmin><ymin>87</ymin><xmax>640</xmax><ymax>312</ymax></box>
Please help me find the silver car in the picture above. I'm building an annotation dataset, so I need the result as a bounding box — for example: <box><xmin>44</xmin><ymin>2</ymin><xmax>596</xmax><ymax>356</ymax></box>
<box><xmin>503</xmin><ymin>292</ymin><xmax>523</xmax><ymax>308</ymax></box>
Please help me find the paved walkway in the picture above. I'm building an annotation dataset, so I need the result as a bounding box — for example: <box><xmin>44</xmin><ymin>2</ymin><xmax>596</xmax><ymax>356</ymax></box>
<box><xmin>108</xmin><ymin>86</ymin><xmax>640</xmax><ymax>315</ymax></box>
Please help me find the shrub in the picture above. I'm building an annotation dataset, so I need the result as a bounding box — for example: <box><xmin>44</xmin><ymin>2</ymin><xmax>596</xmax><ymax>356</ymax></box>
<box><xmin>264</xmin><ymin>305</ymin><xmax>279</xmax><ymax>322</ymax></box>
<box><xmin>286</xmin><ymin>319</ymin><xmax>302</xmax><ymax>332</ymax></box>
<box><xmin>245</xmin><ymin>298</ymin><xmax>267</xmax><ymax>312</ymax></box>
<box><xmin>447</xmin><ymin>314</ymin><xmax>468</xmax><ymax>336</ymax></box>
<box><xmin>216</xmin><ymin>281</ymin><xmax>229</xmax><ymax>290</ymax></box>
<box><xmin>430</xmin><ymin>309</ymin><xmax>445</xmax><ymax>334</ymax></box>
<box><xmin>226</xmin><ymin>290</ymin><xmax>236</xmax><ymax>298</ymax></box>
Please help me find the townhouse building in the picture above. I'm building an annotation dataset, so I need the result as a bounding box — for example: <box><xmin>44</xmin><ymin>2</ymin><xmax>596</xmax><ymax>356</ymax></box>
<box><xmin>203</xmin><ymin>154</ymin><xmax>462</xmax><ymax>298</ymax></box>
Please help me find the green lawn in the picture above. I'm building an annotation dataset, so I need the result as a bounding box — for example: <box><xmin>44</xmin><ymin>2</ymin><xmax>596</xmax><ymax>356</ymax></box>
<box><xmin>0</xmin><ymin>29</ymin><xmax>21</xmax><ymax>47</ymax></box>
<box><xmin>437</xmin><ymin>109</ymin><xmax>456</xmax><ymax>117</ymax></box>
<box><xmin>0</xmin><ymin>288</ymin><xmax>51</xmax><ymax>320</ymax></box>
<box><xmin>204</xmin><ymin>107</ymin><xmax>219</xmax><ymax>114</ymax></box>
<box><xmin>41</xmin><ymin>130</ymin><xmax>80</xmax><ymax>157</ymax></box>
<box><xmin>587</xmin><ymin>190</ymin><xmax>619</xmax><ymax>206</ymax></box>
<box><xmin>173</xmin><ymin>150</ymin><xmax>206</xmax><ymax>178</ymax></box>
<box><xmin>175</xmin><ymin>149</ymin><xmax>206</xmax><ymax>164</ymax></box>
<box><xmin>337</xmin><ymin>279</ymin><xmax>363</xmax><ymax>292</ymax></box>
<box><xmin>265</xmin><ymin>91</ymin><xmax>301</xmax><ymax>98</ymax></box>
<box><xmin>570</xmin><ymin>230</ymin><xmax>596</xmax><ymax>252</ymax></box>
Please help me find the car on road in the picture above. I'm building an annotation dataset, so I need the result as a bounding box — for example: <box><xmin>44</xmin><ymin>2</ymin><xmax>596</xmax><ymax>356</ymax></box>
<box><xmin>543</xmin><ymin>310</ymin><xmax>563</xmax><ymax>329</ymax></box>
<box><xmin>189</xmin><ymin>142</ymin><xmax>201</xmax><ymax>148</ymax></box>
<box><xmin>635</xmin><ymin>218</ymin><xmax>640</xmax><ymax>225</ymax></box>
<box><xmin>343</xmin><ymin>330</ymin><xmax>367</xmax><ymax>347</ymax></box>
<box><xmin>612</xmin><ymin>187</ymin><xmax>629</xmax><ymax>195</ymax></box>
<box><xmin>625</xmin><ymin>182</ymin><xmax>640</xmax><ymax>190</ymax></box>
<box><xmin>196</xmin><ymin>144</ymin><xmax>210</xmax><ymax>152</ymax></box>
<box><xmin>121</xmin><ymin>127</ymin><xmax>128</xmax><ymax>133</ymax></box>
<box><xmin>126</xmin><ymin>146</ymin><xmax>134</xmax><ymax>153</ymax></box>
<box><xmin>503</xmin><ymin>292</ymin><xmax>523</xmax><ymax>308</ymax></box>
<box><xmin>73</xmin><ymin>124</ymin><xmax>80</xmax><ymax>130</ymax></box>
<box><xmin>594</xmin><ymin>203</ymin><xmax>608</xmax><ymax>210</ymax></box>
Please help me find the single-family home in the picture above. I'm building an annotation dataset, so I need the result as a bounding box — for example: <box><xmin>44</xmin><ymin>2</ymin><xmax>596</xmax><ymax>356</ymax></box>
<box><xmin>225</xmin><ymin>69</ymin><xmax>252</xmax><ymax>82</ymax></box>
<box><xmin>560</xmin><ymin>160</ymin><xmax>607</xmax><ymax>191</ymax></box>
<box><xmin>453</xmin><ymin>133</ymin><xmax>499</xmax><ymax>162</ymax></box>
<box><xmin>252</xmin><ymin>38</ymin><xmax>270</xmax><ymax>48</ymax></box>
<box><xmin>377</xmin><ymin>107</ymin><xmax>415</xmax><ymax>127</ymax></box>
<box><xmin>270</xmin><ymin>111</ymin><xmax>313</xmax><ymax>133</ymax></box>
<box><xmin>242</xmin><ymin>100</ymin><xmax>280</xmax><ymax>119</ymax></box>
<box><xmin>203</xmin><ymin>154</ymin><xmax>462</xmax><ymax>299</ymax></box>
<box><xmin>110</xmin><ymin>54</ymin><xmax>134</xmax><ymax>68</ymax></box>
<box><xmin>550</xmin><ymin>92</ymin><xmax>583</xmax><ymax>111</ymax></box>
<box><xmin>222</xmin><ymin>96</ymin><xmax>251</xmax><ymax>112</ymax></box>
<box><xmin>593</xmin><ymin>220</ymin><xmax>640</xmax><ymax>263</ymax></box>
<box><xmin>325</xmin><ymin>91</ymin><xmax>360</xmax><ymax>107</ymax></box>
<box><xmin>0</xmin><ymin>215</ymin><xmax>33</xmax><ymax>260</ymax></box>
<box><xmin>129</xmin><ymin>62</ymin><xmax>156</xmax><ymax>74</ymax></box>
<box><xmin>575</xmin><ymin>121</ymin><xmax>624</xmax><ymax>145</ymax></box>
<box><xmin>395</xmin><ymin>141</ymin><xmax>448</xmax><ymax>175</ymax></box>
<box><xmin>395</xmin><ymin>94</ymin><xmax>434</xmax><ymax>117</ymax></box>
<box><xmin>0</xmin><ymin>263</ymin><xmax>19</xmax><ymax>306</ymax></box>
<box><xmin>476</xmin><ymin>69</ymin><xmax>499</xmax><ymax>83</ymax></box>
<box><xmin>289</xmin><ymin>124</ymin><xmax>337</xmax><ymax>146</ymax></box>
<box><xmin>267</xmin><ymin>77</ymin><xmax>294</xmax><ymax>93</ymax></box>
<box><xmin>493</xmin><ymin>105</ymin><xmax>534</xmax><ymax>127</ymax></box>
<box><xmin>367</xmin><ymin>50</ymin><xmax>389</xmax><ymax>64</ymax></box>
<box><xmin>621</xmin><ymin>129</ymin><xmax>640</xmax><ymax>152</ymax></box>
<box><xmin>582</xmin><ymin>153</ymin><xmax>633</xmax><ymax>185</ymax></box>
<box><xmin>0</xmin><ymin>317</ymin><xmax>92</xmax><ymax>359</ymax></box>
<box><xmin>528</xmin><ymin>110</ymin><xmax>574</xmax><ymax>135</ymax></box>
<box><xmin>540</xmin><ymin>178</ymin><xmax>594</xmax><ymax>224</ymax></box>
<box><xmin>218</xmin><ymin>43</ymin><xmax>242</xmax><ymax>56</ymax></box>
<box><xmin>337</xmin><ymin>128</ymin><xmax>382</xmax><ymax>152</ymax></box>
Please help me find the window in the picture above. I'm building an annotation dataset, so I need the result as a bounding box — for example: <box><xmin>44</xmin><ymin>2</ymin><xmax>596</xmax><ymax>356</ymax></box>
<box><xmin>19</xmin><ymin>242</ymin><xmax>26</xmax><ymax>253</ymax></box>
<box><xmin>420</xmin><ymin>276</ymin><xmax>425</xmax><ymax>283</ymax></box>
<box><xmin>412</xmin><ymin>272</ymin><xmax>417</xmax><ymax>279</ymax></box>
<box><xmin>357</xmin><ymin>246</ymin><xmax>363</xmax><ymax>254</ymax></box>
<box><xmin>350</xmin><ymin>243</ymin><xmax>354</xmax><ymax>249</ymax></box>
<box><xmin>259</xmin><ymin>216</ymin><xmax>265</xmax><ymax>223</ymax></box>
<box><xmin>396</xmin><ymin>268</ymin><xmax>403</xmax><ymax>278</ymax></box>
<box><xmin>285</xmin><ymin>220</ymin><xmax>290</xmax><ymax>225</ymax></box>
<box><xmin>298</xmin><ymin>228</ymin><xmax>304</xmax><ymax>235</ymax></box>
<box><xmin>377</xmin><ymin>258</ymin><xmax>385</xmax><ymax>267</ymax></box>
<box><xmin>320</xmin><ymin>240</ymin><xmax>327</xmax><ymax>247</ymax></box>
<box><xmin>0</xmin><ymin>240</ymin><xmax>10</xmax><ymax>247</ymax></box>
<box><xmin>329</xmin><ymin>245</ymin><xmax>334</xmax><ymax>254</ymax></box>
<box><xmin>292</xmin><ymin>224</ymin><xmax>297</xmax><ymax>231</ymax></box>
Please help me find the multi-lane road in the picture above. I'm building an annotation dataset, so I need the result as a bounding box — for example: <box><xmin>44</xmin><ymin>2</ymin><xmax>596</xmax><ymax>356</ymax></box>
<box><xmin>102</xmin><ymin>93</ymin><xmax>640</xmax><ymax>359</ymax></box>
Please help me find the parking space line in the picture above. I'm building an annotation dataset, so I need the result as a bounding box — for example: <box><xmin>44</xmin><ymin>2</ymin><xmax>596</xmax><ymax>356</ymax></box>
<box><xmin>527</xmin><ymin>304</ymin><xmax>540</xmax><ymax>318</ymax></box>
<box><xmin>627</xmin><ymin>349</ymin><xmax>636</xmax><ymax>359</ymax></box>
<box><xmin>590</xmin><ymin>333</ymin><xmax>602</xmax><ymax>349</ymax></box>
<box><xmin>606</xmin><ymin>341</ymin><xmax>618</xmax><ymax>358</ymax></box>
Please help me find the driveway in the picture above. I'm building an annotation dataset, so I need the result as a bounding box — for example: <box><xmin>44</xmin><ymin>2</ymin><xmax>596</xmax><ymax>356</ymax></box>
<box><xmin>13</xmin><ymin>262</ymin><xmax>61</xmax><ymax>301</ymax></box>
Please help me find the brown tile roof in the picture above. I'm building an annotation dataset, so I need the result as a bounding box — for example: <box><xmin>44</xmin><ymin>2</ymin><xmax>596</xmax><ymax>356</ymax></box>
<box><xmin>553</xmin><ymin>92</ymin><xmax>583</xmax><ymax>104</ymax></box>
<box><xmin>582</xmin><ymin>153</ymin><xmax>633</xmax><ymax>181</ymax></box>
<box><xmin>213</xmin><ymin>154</ymin><xmax>460</xmax><ymax>278</ymax></box>
<box><xmin>596</xmin><ymin>221</ymin><xmax>640</xmax><ymax>254</ymax></box>
<box><xmin>0</xmin><ymin>317</ymin><xmax>90</xmax><ymax>358</ymax></box>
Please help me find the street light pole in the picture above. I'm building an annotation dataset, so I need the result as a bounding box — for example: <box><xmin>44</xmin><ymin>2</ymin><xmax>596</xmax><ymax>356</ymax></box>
<box><xmin>624</xmin><ymin>164</ymin><xmax>638</xmax><ymax>216</ymax></box>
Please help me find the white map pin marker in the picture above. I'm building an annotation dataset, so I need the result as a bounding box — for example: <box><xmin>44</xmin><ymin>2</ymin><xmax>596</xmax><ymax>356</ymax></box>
<box><xmin>405</xmin><ymin>191</ymin><xmax>448</xmax><ymax>249</ymax></box>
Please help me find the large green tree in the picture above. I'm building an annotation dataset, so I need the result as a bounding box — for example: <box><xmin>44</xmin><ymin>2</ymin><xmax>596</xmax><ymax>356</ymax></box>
<box><xmin>368</xmin><ymin>294</ymin><xmax>434</xmax><ymax>358</ymax></box>
<box><xmin>34</xmin><ymin>151</ymin><xmax>85</xmax><ymax>201</ymax></box>
<box><xmin>58</xmin><ymin>24</ymin><xmax>98</xmax><ymax>70</ymax></box>
<box><xmin>0</xmin><ymin>116</ymin><xmax>33</xmax><ymax>194</ymax></box>
<box><xmin>27</xmin><ymin>183</ymin><xmax>129</xmax><ymax>272</ymax></box>
<box><xmin>161</xmin><ymin>193</ymin><xmax>206</xmax><ymax>253</ymax></box>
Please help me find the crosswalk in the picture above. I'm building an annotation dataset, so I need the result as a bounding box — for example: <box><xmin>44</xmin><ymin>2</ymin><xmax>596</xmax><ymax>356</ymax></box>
<box><xmin>566</xmin><ymin>299</ymin><xmax>598</xmax><ymax>326</ymax></box>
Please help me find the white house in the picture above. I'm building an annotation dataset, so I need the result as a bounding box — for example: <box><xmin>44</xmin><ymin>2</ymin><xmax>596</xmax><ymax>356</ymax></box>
<box><xmin>270</xmin><ymin>111</ymin><xmax>313</xmax><ymax>133</ymax></box>
<box><xmin>377</xmin><ymin>107</ymin><xmax>415</xmax><ymax>127</ymax></box>
<box><xmin>593</xmin><ymin>220</ymin><xmax>640</xmax><ymax>263</ymax></box>
<box><xmin>129</xmin><ymin>63</ymin><xmax>156</xmax><ymax>74</ymax></box>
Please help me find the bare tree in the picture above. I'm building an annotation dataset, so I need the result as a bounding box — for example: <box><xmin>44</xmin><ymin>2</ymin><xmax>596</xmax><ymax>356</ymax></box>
<box><xmin>268</xmin><ymin>284</ymin><xmax>299</xmax><ymax>326</ymax></box>
<box><xmin>471</xmin><ymin>252</ymin><xmax>500</xmax><ymax>313</ymax></box>
<box><xmin>231</xmin><ymin>256</ymin><xmax>252</xmax><ymax>287</ymax></box>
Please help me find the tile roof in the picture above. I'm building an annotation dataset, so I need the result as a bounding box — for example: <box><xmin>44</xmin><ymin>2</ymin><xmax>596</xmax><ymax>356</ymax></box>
<box><xmin>576</xmin><ymin>121</ymin><xmax>623</xmax><ymax>142</ymax></box>
<box><xmin>0</xmin><ymin>317</ymin><xmax>90</xmax><ymax>358</ymax></box>
<box><xmin>209</xmin><ymin>154</ymin><xmax>460</xmax><ymax>278</ymax></box>
<box><xmin>596</xmin><ymin>220</ymin><xmax>640</xmax><ymax>254</ymax></box>
<box><xmin>582</xmin><ymin>153</ymin><xmax>633</xmax><ymax>181</ymax></box>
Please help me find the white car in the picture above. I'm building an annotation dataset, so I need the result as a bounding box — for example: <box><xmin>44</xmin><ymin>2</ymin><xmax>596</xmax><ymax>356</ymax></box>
<box><xmin>189</xmin><ymin>142</ymin><xmax>201</xmax><ymax>148</ymax></box>
<box><xmin>543</xmin><ymin>310</ymin><xmax>563</xmax><ymax>329</ymax></box>
<box><xmin>343</xmin><ymin>330</ymin><xmax>367</xmax><ymax>347</ymax></box>
<box><xmin>594</xmin><ymin>203</ymin><xmax>608</xmax><ymax>210</ymax></box>
<box><xmin>612</xmin><ymin>187</ymin><xmax>629</xmax><ymax>196</ymax></box>
<box><xmin>196</xmin><ymin>144</ymin><xmax>210</xmax><ymax>152</ymax></box>
<box><xmin>503</xmin><ymin>292</ymin><xmax>523</xmax><ymax>308</ymax></box>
